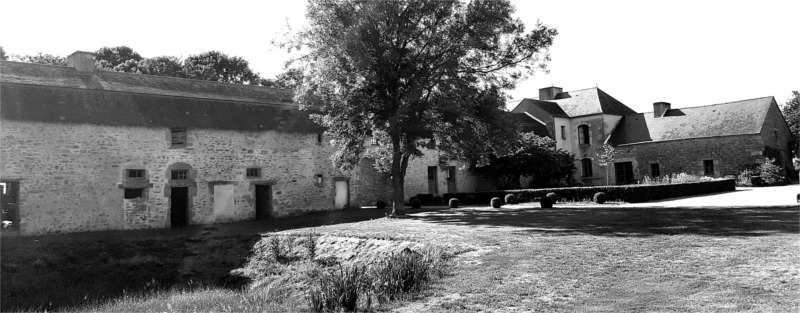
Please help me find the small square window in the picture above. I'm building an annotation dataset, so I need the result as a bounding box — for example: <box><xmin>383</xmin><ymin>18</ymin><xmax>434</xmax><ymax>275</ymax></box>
<box><xmin>127</xmin><ymin>169</ymin><xmax>145</xmax><ymax>178</ymax></box>
<box><xmin>171</xmin><ymin>169</ymin><xmax>188</xmax><ymax>180</ymax></box>
<box><xmin>315</xmin><ymin>174</ymin><xmax>323</xmax><ymax>185</ymax></box>
<box><xmin>171</xmin><ymin>127</ymin><xmax>187</xmax><ymax>147</ymax></box>
<box><xmin>124</xmin><ymin>188</ymin><xmax>144</xmax><ymax>199</ymax></box>
<box><xmin>246</xmin><ymin>168</ymin><xmax>261</xmax><ymax>178</ymax></box>
<box><xmin>650</xmin><ymin>163</ymin><xmax>660</xmax><ymax>177</ymax></box>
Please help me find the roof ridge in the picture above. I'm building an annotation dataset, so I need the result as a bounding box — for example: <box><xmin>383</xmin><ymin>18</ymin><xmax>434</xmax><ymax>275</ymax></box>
<box><xmin>633</xmin><ymin>96</ymin><xmax>774</xmax><ymax>114</ymax></box>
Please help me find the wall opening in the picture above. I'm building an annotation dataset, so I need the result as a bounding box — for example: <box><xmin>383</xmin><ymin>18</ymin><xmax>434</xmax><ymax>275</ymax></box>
<box><xmin>427</xmin><ymin>166</ymin><xmax>438</xmax><ymax>194</ymax></box>
<box><xmin>170</xmin><ymin>187</ymin><xmax>189</xmax><ymax>227</ymax></box>
<box><xmin>255</xmin><ymin>185</ymin><xmax>273</xmax><ymax>220</ymax></box>
<box><xmin>615</xmin><ymin>162</ymin><xmax>634</xmax><ymax>185</ymax></box>
<box><xmin>334</xmin><ymin>179</ymin><xmax>349</xmax><ymax>209</ymax></box>
<box><xmin>1</xmin><ymin>181</ymin><xmax>20</xmax><ymax>234</ymax></box>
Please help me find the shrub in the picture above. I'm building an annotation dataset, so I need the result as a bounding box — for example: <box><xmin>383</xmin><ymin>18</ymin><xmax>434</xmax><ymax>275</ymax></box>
<box><xmin>432</xmin><ymin>195</ymin><xmax>443</xmax><ymax>205</ymax></box>
<box><xmin>410</xmin><ymin>197</ymin><xmax>422</xmax><ymax>209</ymax></box>
<box><xmin>308</xmin><ymin>264</ymin><xmax>368</xmax><ymax>312</ymax></box>
<box><xmin>464</xmin><ymin>194</ymin><xmax>476</xmax><ymax>205</ymax></box>
<box><xmin>546</xmin><ymin>192</ymin><xmax>558</xmax><ymax>204</ymax></box>
<box><xmin>504</xmin><ymin>194</ymin><xmax>517</xmax><ymax>205</ymax></box>
<box><xmin>448</xmin><ymin>198</ymin><xmax>459</xmax><ymax>208</ymax></box>
<box><xmin>415</xmin><ymin>194</ymin><xmax>434</xmax><ymax>205</ymax></box>
<box><xmin>736</xmin><ymin>169</ymin><xmax>753</xmax><ymax>187</ymax></box>
<box><xmin>303</xmin><ymin>232</ymin><xmax>318</xmax><ymax>260</ymax></box>
<box><xmin>758</xmin><ymin>158</ymin><xmax>783</xmax><ymax>186</ymax></box>
<box><xmin>490</xmin><ymin>197</ymin><xmax>502</xmax><ymax>208</ymax></box>
<box><xmin>540</xmin><ymin>196</ymin><xmax>553</xmax><ymax>208</ymax></box>
<box><xmin>376</xmin><ymin>200</ymin><xmax>387</xmax><ymax>210</ymax></box>
<box><xmin>594</xmin><ymin>192</ymin><xmax>607</xmax><ymax>204</ymax></box>
<box><xmin>369</xmin><ymin>247</ymin><xmax>447</xmax><ymax>303</ymax></box>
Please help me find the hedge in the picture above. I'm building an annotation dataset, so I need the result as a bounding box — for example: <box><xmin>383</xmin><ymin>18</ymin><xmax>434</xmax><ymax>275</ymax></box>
<box><xmin>443</xmin><ymin>179</ymin><xmax>736</xmax><ymax>204</ymax></box>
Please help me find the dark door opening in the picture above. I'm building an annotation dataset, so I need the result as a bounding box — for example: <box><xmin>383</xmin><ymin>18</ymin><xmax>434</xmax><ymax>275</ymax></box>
<box><xmin>446</xmin><ymin>166</ymin><xmax>457</xmax><ymax>193</ymax></box>
<box><xmin>1</xmin><ymin>181</ymin><xmax>20</xmax><ymax>234</ymax></box>
<box><xmin>255</xmin><ymin>185</ymin><xmax>272</xmax><ymax>220</ymax></box>
<box><xmin>427</xmin><ymin>166</ymin><xmax>438</xmax><ymax>194</ymax></box>
<box><xmin>170</xmin><ymin>187</ymin><xmax>189</xmax><ymax>227</ymax></box>
<box><xmin>615</xmin><ymin>162</ymin><xmax>634</xmax><ymax>185</ymax></box>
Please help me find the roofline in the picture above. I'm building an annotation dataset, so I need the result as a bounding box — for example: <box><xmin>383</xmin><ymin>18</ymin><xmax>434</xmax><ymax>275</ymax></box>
<box><xmin>629</xmin><ymin>96</ymin><xmax>776</xmax><ymax>115</ymax></box>
<box><xmin>614</xmin><ymin>133</ymin><xmax>762</xmax><ymax>147</ymax></box>
<box><xmin>1</xmin><ymin>81</ymin><xmax>303</xmax><ymax>109</ymax></box>
<box><xmin>522</xmin><ymin>112</ymin><xmax>547</xmax><ymax>125</ymax></box>
<box><xmin>1</xmin><ymin>60</ymin><xmax>295</xmax><ymax>92</ymax></box>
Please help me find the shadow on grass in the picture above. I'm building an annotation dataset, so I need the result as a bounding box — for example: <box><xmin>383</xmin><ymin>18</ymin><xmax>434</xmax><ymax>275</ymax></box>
<box><xmin>411</xmin><ymin>206</ymin><xmax>800</xmax><ymax>237</ymax></box>
<box><xmin>0</xmin><ymin>206</ymin><xmax>413</xmax><ymax>312</ymax></box>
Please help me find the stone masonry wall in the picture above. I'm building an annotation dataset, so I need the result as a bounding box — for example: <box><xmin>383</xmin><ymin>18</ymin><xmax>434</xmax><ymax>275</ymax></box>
<box><xmin>614</xmin><ymin>134</ymin><xmax>767</xmax><ymax>184</ymax></box>
<box><xmin>0</xmin><ymin>120</ymin><xmax>355</xmax><ymax>235</ymax></box>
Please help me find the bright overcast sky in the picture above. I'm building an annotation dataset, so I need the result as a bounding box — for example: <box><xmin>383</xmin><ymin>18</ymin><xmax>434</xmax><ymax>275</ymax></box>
<box><xmin>2</xmin><ymin>0</ymin><xmax>797</xmax><ymax>113</ymax></box>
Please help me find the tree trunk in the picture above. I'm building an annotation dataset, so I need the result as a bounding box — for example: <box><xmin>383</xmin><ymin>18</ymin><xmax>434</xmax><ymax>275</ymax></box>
<box><xmin>390</xmin><ymin>133</ymin><xmax>406</xmax><ymax>216</ymax></box>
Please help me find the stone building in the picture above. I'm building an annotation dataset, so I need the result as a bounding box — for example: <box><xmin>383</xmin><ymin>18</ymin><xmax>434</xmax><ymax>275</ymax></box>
<box><xmin>511</xmin><ymin>87</ymin><xmax>792</xmax><ymax>185</ymax></box>
<box><xmin>0</xmin><ymin>51</ymin><xmax>481</xmax><ymax>236</ymax></box>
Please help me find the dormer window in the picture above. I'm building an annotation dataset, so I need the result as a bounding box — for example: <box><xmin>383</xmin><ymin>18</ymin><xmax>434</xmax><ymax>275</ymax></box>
<box><xmin>578</xmin><ymin>125</ymin><xmax>590</xmax><ymax>145</ymax></box>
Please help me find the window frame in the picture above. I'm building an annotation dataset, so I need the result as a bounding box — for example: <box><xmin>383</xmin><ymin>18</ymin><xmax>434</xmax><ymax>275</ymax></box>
<box><xmin>560</xmin><ymin>125</ymin><xmax>566</xmax><ymax>140</ymax></box>
<box><xmin>577</xmin><ymin>125</ymin><xmax>590</xmax><ymax>145</ymax></box>
<box><xmin>246</xmin><ymin>168</ymin><xmax>261</xmax><ymax>178</ymax></box>
<box><xmin>703</xmin><ymin>160</ymin><xmax>715</xmax><ymax>176</ymax></box>
<box><xmin>581</xmin><ymin>158</ymin><xmax>593</xmax><ymax>177</ymax></box>
<box><xmin>171</xmin><ymin>169</ymin><xmax>189</xmax><ymax>180</ymax></box>
<box><xmin>170</xmin><ymin>127</ymin><xmax>187</xmax><ymax>148</ymax></box>
<box><xmin>650</xmin><ymin>163</ymin><xmax>660</xmax><ymax>177</ymax></box>
<box><xmin>127</xmin><ymin>169</ymin><xmax>145</xmax><ymax>179</ymax></box>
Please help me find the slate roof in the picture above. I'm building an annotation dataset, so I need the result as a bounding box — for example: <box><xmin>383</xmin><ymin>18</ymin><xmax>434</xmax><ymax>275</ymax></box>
<box><xmin>507</xmin><ymin>112</ymin><xmax>550</xmax><ymax>137</ymax></box>
<box><xmin>607</xmin><ymin>97</ymin><xmax>776</xmax><ymax>145</ymax></box>
<box><xmin>0</xmin><ymin>61</ymin><xmax>295</xmax><ymax>106</ymax></box>
<box><xmin>510</xmin><ymin>87</ymin><xmax>636</xmax><ymax>118</ymax></box>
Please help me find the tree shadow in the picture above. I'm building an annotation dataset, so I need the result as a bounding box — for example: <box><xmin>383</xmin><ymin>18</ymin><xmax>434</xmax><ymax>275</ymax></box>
<box><xmin>410</xmin><ymin>206</ymin><xmax>800</xmax><ymax>237</ymax></box>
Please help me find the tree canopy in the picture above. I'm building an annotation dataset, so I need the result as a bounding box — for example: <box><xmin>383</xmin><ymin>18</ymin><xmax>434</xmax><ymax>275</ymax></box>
<box><xmin>782</xmin><ymin>91</ymin><xmax>799</xmax><ymax>156</ymax></box>
<box><xmin>288</xmin><ymin>0</ymin><xmax>557</xmax><ymax>215</ymax></box>
<box><xmin>94</xmin><ymin>46</ymin><xmax>143</xmax><ymax>72</ymax></box>
<box><xmin>11</xmin><ymin>52</ymin><xmax>67</xmax><ymax>66</ymax></box>
<box><xmin>0</xmin><ymin>46</ymin><xmax>7</xmax><ymax>61</ymax></box>
<box><xmin>183</xmin><ymin>51</ymin><xmax>261</xmax><ymax>84</ymax></box>
<box><xmin>471</xmin><ymin>132</ymin><xmax>575</xmax><ymax>189</ymax></box>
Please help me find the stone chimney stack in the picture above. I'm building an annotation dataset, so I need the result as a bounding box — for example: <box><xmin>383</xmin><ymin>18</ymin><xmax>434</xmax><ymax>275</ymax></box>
<box><xmin>538</xmin><ymin>86</ymin><xmax>563</xmax><ymax>101</ymax></box>
<box><xmin>67</xmin><ymin>51</ymin><xmax>95</xmax><ymax>72</ymax></box>
<box><xmin>653</xmin><ymin>102</ymin><xmax>671</xmax><ymax>118</ymax></box>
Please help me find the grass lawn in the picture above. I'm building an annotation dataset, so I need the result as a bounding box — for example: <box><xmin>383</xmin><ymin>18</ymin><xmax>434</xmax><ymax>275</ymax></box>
<box><xmin>2</xmin><ymin>205</ymin><xmax>798</xmax><ymax>312</ymax></box>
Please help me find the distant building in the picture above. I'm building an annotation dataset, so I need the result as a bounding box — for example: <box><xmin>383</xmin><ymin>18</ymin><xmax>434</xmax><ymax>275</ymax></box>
<box><xmin>511</xmin><ymin>86</ymin><xmax>792</xmax><ymax>185</ymax></box>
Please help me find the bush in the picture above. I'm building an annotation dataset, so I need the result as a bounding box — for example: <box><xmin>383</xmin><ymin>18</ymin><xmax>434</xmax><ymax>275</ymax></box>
<box><xmin>432</xmin><ymin>195</ymin><xmax>443</xmax><ymax>205</ymax></box>
<box><xmin>410</xmin><ymin>197</ymin><xmax>422</xmax><ymax>209</ymax></box>
<box><xmin>490</xmin><ymin>197</ymin><xmax>502</xmax><ymax>208</ymax></box>
<box><xmin>504</xmin><ymin>194</ymin><xmax>517</xmax><ymax>205</ymax></box>
<box><xmin>594</xmin><ymin>192</ymin><xmax>607</xmax><ymax>204</ymax></box>
<box><xmin>308</xmin><ymin>265</ymin><xmax>368</xmax><ymax>312</ymax></box>
<box><xmin>758</xmin><ymin>158</ymin><xmax>783</xmax><ymax>186</ymax></box>
<box><xmin>464</xmin><ymin>194</ymin><xmax>476</xmax><ymax>205</ymax></box>
<box><xmin>546</xmin><ymin>192</ymin><xmax>558</xmax><ymax>204</ymax></box>
<box><xmin>540</xmin><ymin>197</ymin><xmax>553</xmax><ymax>208</ymax></box>
<box><xmin>415</xmin><ymin>194</ymin><xmax>434</xmax><ymax>205</ymax></box>
<box><xmin>448</xmin><ymin>198</ymin><xmax>459</xmax><ymax>208</ymax></box>
<box><xmin>737</xmin><ymin>169</ymin><xmax>753</xmax><ymax>187</ymax></box>
<box><xmin>376</xmin><ymin>200</ymin><xmax>386</xmax><ymax>210</ymax></box>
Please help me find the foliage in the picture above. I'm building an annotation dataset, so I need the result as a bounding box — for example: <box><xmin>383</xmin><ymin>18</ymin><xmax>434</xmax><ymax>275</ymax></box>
<box><xmin>546</xmin><ymin>192</ymin><xmax>558</xmax><ymax>204</ymax></box>
<box><xmin>540</xmin><ymin>196</ymin><xmax>553</xmax><ymax>208</ymax></box>
<box><xmin>736</xmin><ymin>169</ymin><xmax>754</xmax><ymax>187</ymax></box>
<box><xmin>12</xmin><ymin>52</ymin><xmax>67</xmax><ymax>66</ymax></box>
<box><xmin>640</xmin><ymin>172</ymin><xmax>708</xmax><ymax>185</ymax></box>
<box><xmin>94</xmin><ymin>46</ymin><xmax>143</xmax><ymax>72</ymax></box>
<box><xmin>261</xmin><ymin>68</ymin><xmax>304</xmax><ymax>89</ymax></box>
<box><xmin>432</xmin><ymin>195</ymin><xmax>443</xmax><ymax>205</ymax></box>
<box><xmin>183</xmin><ymin>51</ymin><xmax>261</xmax><ymax>84</ymax></box>
<box><xmin>757</xmin><ymin>158</ymin><xmax>783</xmax><ymax>186</ymax></box>
<box><xmin>781</xmin><ymin>91</ymin><xmax>799</xmax><ymax>156</ymax></box>
<box><xmin>593</xmin><ymin>192</ymin><xmax>607</xmax><ymax>204</ymax></box>
<box><xmin>465</xmin><ymin>194</ymin><xmax>477</xmax><ymax>205</ymax></box>
<box><xmin>410</xmin><ymin>197</ymin><xmax>422</xmax><ymax>209</ymax></box>
<box><xmin>0</xmin><ymin>46</ymin><xmax>7</xmax><ymax>61</ymax></box>
<box><xmin>490</xmin><ymin>197</ymin><xmax>502</xmax><ymax>208</ymax></box>
<box><xmin>471</xmin><ymin>132</ymin><xmax>575</xmax><ymax>189</ymax></box>
<box><xmin>286</xmin><ymin>0</ymin><xmax>557</xmax><ymax>216</ymax></box>
<box><xmin>596</xmin><ymin>144</ymin><xmax>616</xmax><ymax>185</ymax></box>
<box><xmin>448</xmin><ymin>198</ymin><xmax>459</xmax><ymax>208</ymax></box>
<box><xmin>136</xmin><ymin>56</ymin><xmax>185</xmax><ymax>77</ymax></box>
<box><xmin>376</xmin><ymin>199</ymin><xmax>387</xmax><ymax>210</ymax></box>
<box><xmin>504</xmin><ymin>194</ymin><xmax>517</xmax><ymax>205</ymax></box>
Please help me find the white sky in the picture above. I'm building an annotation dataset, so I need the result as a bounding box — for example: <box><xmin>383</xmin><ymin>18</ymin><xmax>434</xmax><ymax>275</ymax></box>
<box><xmin>2</xmin><ymin>0</ymin><xmax>797</xmax><ymax>113</ymax></box>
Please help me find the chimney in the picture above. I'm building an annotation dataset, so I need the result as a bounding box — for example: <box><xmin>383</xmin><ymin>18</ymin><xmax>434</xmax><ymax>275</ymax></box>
<box><xmin>653</xmin><ymin>102</ymin><xmax>671</xmax><ymax>118</ymax></box>
<box><xmin>67</xmin><ymin>51</ymin><xmax>95</xmax><ymax>72</ymax></box>
<box><xmin>539</xmin><ymin>86</ymin><xmax>563</xmax><ymax>101</ymax></box>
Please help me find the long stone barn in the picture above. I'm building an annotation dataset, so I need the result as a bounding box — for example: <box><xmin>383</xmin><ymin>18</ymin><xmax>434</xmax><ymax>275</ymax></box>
<box><xmin>0</xmin><ymin>51</ymin><xmax>483</xmax><ymax>236</ymax></box>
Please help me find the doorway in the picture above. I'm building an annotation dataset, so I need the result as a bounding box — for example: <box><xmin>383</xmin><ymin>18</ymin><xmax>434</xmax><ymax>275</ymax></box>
<box><xmin>255</xmin><ymin>185</ymin><xmax>272</xmax><ymax>220</ymax></box>
<box><xmin>1</xmin><ymin>181</ymin><xmax>20</xmax><ymax>234</ymax></box>
<box><xmin>427</xmin><ymin>166</ymin><xmax>438</xmax><ymax>194</ymax></box>
<box><xmin>334</xmin><ymin>180</ymin><xmax>349</xmax><ymax>209</ymax></box>
<box><xmin>446</xmin><ymin>166</ymin><xmax>457</xmax><ymax>193</ymax></box>
<box><xmin>170</xmin><ymin>187</ymin><xmax>189</xmax><ymax>227</ymax></box>
<box><xmin>615</xmin><ymin>162</ymin><xmax>634</xmax><ymax>185</ymax></box>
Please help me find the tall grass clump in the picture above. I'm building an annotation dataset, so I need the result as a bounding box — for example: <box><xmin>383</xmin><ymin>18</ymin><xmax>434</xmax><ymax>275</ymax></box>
<box><xmin>308</xmin><ymin>265</ymin><xmax>369</xmax><ymax>312</ymax></box>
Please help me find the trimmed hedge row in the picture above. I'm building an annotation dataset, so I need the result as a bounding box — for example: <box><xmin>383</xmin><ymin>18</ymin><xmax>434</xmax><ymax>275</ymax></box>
<box><xmin>443</xmin><ymin>179</ymin><xmax>736</xmax><ymax>204</ymax></box>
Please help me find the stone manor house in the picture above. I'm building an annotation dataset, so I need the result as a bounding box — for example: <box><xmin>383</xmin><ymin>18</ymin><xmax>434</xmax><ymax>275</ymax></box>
<box><xmin>0</xmin><ymin>51</ymin><xmax>792</xmax><ymax>235</ymax></box>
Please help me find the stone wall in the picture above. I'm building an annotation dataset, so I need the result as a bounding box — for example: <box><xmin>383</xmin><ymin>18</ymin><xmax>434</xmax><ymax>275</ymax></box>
<box><xmin>0</xmin><ymin>120</ymin><xmax>356</xmax><ymax>235</ymax></box>
<box><xmin>614</xmin><ymin>134</ymin><xmax>767</xmax><ymax>184</ymax></box>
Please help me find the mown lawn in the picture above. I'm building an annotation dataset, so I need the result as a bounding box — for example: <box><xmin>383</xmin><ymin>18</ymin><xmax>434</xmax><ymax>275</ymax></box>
<box><xmin>2</xmin><ymin>205</ymin><xmax>798</xmax><ymax>312</ymax></box>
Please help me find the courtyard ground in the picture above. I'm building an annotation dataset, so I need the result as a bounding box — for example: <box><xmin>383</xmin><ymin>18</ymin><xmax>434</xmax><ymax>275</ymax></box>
<box><xmin>1</xmin><ymin>186</ymin><xmax>798</xmax><ymax>312</ymax></box>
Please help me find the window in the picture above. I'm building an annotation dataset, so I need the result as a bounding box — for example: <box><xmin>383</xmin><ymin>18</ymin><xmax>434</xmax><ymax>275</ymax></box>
<box><xmin>171</xmin><ymin>169</ymin><xmax>188</xmax><ymax>180</ymax></box>
<box><xmin>315</xmin><ymin>174</ymin><xmax>323</xmax><ymax>185</ymax></box>
<box><xmin>124</xmin><ymin>188</ymin><xmax>144</xmax><ymax>199</ymax></box>
<box><xmin>246</xmin><ymin>168</ymin><xmax>261</xmax><ymax>178</ymax></box>
<box><xmin>578</xmin><ymin>125</ymin><xmax>590</xmax><ymax>145</ymax></box>
<box><xmin>581</xmin><ymin>158</ymin><xmax>593</xmax><ymax>177</ymax></box>
<box><xmin>317</xmin><ymin>133</ymin><xmax>323</xmax><ymax>143</ymax></box>
<box><xmin>370</xmin><ymin>136</ymin><xmax>378</xmax><ymax>145</ymax></box>
<box><xmin>615</xmin><ymin>162</ymin><xmax>634</xmax><ymax>185</ymax></box>
<box><xmin>170</xmin><ymin>127</ymin><xmax>187</xmax><ymax>147</ymax></box>
<box><xmin>127</xmin><ymin>169</ymin><xmax>145</xmax><ymax>178</ymax></box>
<box><xmin>650</xmin><ymin>163</ymin><xmax>660</xmax><ymax>177</ymax></box>
<box><xmin>703</xmin><ymin>160</ymin><xmax>714</xmax><ymax>176</ymax></box>
<box><xmin>561</xmin><ymin>126</ymin><xmax>566</xmax><ymax>139</ymax></box>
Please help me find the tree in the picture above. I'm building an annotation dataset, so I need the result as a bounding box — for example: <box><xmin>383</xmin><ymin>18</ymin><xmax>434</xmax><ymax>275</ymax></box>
<box><xmin>782</xmin><ymin>91</ymin><xmax>799</xmax><ymax>157</ymax></box>
<box><xmin>471</xmin><ymin>132</ymin><xmax>575</xmax><ymax>189</ymax></box>
<box><xmin>0</xmin><ymin>46</ymin><xmax>7</xmax><ymax>61</ymax></box>
<box><xmin>12</xmin><ymin>52</ymin><xmax>67</xmax><ymax>66</ymax></box>
<box><xmin>94</xmin><ymin>46</ymin><xmax>143</xmax><ymax>72</ymax></box>
<box><xmin>136</xmin><ymin>56</ymin><xmax>185</xmax><ymax>78</ymax></box>
<box><xmin>258</xmin><ymin>68</ymin><xmax>304</xmax><ymax>88</ymax></box>
<box><xmin>183</xmin><ymin>51</ymin><xmax>261</xmax><ymax>84</ymax></box>
<box><xmin>288</xmin><ymin>0</ymin><xmax>557</xmax><ymax>215</ymax></box>
<box><xmin>597</xmin><ymin>144</ymin><xmax>616</xmax><ymax>185</ymax></box>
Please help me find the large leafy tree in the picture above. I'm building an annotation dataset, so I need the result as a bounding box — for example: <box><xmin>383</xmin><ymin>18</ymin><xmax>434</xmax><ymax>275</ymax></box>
<box><xmin>136</xmin><ymin>56</ymin><xmax>185</xmax><ymax>78</ymax></box>
<box><xmin>12</xmin><ymin>52</ymin><xmax>67</xmax><ymax>66</ymax></box>
<box><xmin>289</xmin><ymin>0</ymin><xmax>557</xmax><ymax>215</ymax></box>
<box><xmin>782</xmin><ymin>91</ymin><xmax>799</xmax><ymax>157</ymax></box>
<box><xmin>471</xmin><ymin>133</ymin><xmax>575</xmax><ymax>189</ymax></box>
<box><xmin>0</xmin><ymin>46</ymin><xmax>7</xmax><ymax>61</ymax></box>
<box><xmin>94</xmin><ymin>46</ymin><xmax>144</xmax><ymax>72</ymax></box>
<box><xmin>183</xmin><ymin>51</ymin><xmax>261</xmax><ymax>84</ymax></box>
